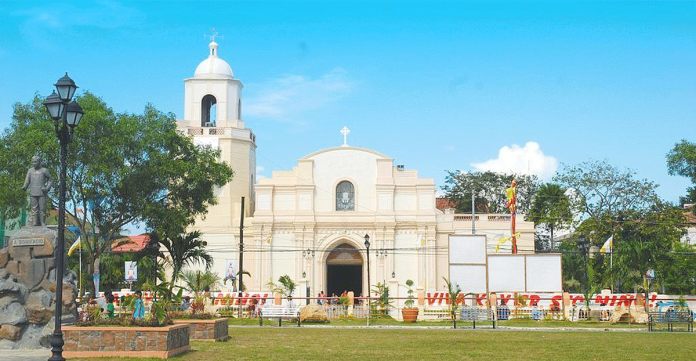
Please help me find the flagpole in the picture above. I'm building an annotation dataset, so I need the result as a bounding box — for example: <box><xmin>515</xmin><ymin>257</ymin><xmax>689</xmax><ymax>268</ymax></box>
<box><xmin>79</xmin><ymin>249</ymin><xmax>82</xmax><ymax>297</ymax></box>
<box><xmin>511</xmin><ymin>179</ymin><xmax>517</xmax><ymax>254</ymax></box>
<box><xmin>609</xmin><ymin>234</ymin><xmax>614</xmax><ymax>293</ymax></box>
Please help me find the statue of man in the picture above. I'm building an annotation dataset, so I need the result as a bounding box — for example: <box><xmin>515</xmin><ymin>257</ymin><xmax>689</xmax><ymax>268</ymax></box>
<box><xmin>22</xmin><ymin>155</ymin><xmax>53</xmax><ymax>226</ymax></box>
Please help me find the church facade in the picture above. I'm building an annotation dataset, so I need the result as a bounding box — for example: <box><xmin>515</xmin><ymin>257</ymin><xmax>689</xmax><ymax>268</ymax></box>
<box><xmin>177</xmin><ymin>41</ymin><xmax>535</xmax><ymax>297</ymax></box>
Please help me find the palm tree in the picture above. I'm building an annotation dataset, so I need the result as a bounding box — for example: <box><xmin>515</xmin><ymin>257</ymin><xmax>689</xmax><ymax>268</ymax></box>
<box><xmin>180</xmin><ymin>269</ymin><xmax>221</xmax><ymax>295</ymax></box>
<box><xmin>277</xmin><ymin>275</ymin><xmax>296</xmax><ymax>298</ymax></box>
<box><xmin>527</xmin><ymin>183</ymin><xmax>572</xmax><ymax>251</ymax></box>
<box><xmin>156</xmin><ymin>231</ymin><xmax>213</xmax><ymax>292</ymax></box>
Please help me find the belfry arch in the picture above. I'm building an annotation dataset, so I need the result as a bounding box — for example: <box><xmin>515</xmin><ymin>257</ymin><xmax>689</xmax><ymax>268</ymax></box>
<box><xmin>325</xmin><ymin>242</ymin><xmax>364</xmax><ymax>298</ymax></box>
<box><xmin>201</xmin><ymin>94</ymin><xmax>217</xmax><ymax>126</ymax></box>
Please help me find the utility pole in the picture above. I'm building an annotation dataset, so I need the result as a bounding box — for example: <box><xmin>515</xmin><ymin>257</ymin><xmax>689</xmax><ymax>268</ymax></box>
<box><xmin>237</xmin><ymin>197</ymin><xmax>245</xmax><ymax>319</ymax></box>
<box><xmin>471</xmin><ymin>193</ymin><xmax>476</xmax><ymax>234</ymax></box>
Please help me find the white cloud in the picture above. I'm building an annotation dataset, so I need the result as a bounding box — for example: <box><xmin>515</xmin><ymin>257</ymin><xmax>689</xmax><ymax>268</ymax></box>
<box><xmin>471</xmin><ymin>142</ymin><xmax>558</xmax><ymax>180</ymax></box>
<box><xmin>245</xmin><ymin>68</ymin><xmax>353</xmax><ymax>119</ymax></box>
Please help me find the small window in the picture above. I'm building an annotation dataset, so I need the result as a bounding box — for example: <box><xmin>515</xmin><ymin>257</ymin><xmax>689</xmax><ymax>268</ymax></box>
<box><xmin>336</xmin><ymin>181</ymin><xmax>355</xmax><ymax>211</ymax></box>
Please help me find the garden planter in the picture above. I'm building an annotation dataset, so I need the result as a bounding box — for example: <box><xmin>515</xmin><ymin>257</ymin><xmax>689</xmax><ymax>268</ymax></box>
<box><xmin>173</xmin><ymin>318</ymin><xmax>229</xmax><ymax>341</ymax></box>
<box><xmin>63</xmin><ymin>324</ymin><xmax>189</xmax><ymax>359</ymax></box>
<box><xmin>402</xmin><ymin>308</ymin><xmax>419</xmax><ymax>322</ymax></box>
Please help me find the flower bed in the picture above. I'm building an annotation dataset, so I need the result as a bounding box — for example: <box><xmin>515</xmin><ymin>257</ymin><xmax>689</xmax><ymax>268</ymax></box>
<box><xmin>173</xmin><ymin>318</ymin><xmax>229</xmax><ymax>342</ymax></box>
<box><xmin>62</xmin><ymin>324</ymin><xmax>189</xmax><ymax>359</ymax></box>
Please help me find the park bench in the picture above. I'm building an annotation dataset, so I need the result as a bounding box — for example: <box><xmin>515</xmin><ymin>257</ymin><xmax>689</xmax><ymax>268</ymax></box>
<box><xmin>259</xmin><ymin>306</ymin><xmax>301</xmax><ymax>327</ymax></box>
<box><xmin>459</xmin><ymin>306</ymin><xmax>496</xmax><ymax>329</ymax></box>
<box><xmin>648</xmin><ymin>311</ymin><xmax>693</xmax><ymax>332</ymax></box>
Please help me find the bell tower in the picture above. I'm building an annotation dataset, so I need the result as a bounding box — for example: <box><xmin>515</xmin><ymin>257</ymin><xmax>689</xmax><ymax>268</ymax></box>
<box><xmin>179</xmin><ymin>39</ymin><xmax>256</xmax><ymax>231</ymax></box>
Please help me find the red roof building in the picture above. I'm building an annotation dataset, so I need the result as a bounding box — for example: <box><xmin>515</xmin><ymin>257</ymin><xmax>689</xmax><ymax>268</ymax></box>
<box><xmin>111</xmin><ymin>234</ymin><xmax>151</xmax><ymax>252</ymax></box>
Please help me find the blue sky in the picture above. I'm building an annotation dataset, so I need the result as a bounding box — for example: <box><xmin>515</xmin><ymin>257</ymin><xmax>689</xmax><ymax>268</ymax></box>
<box><xmin>1</xmin><ymin>1</ymin><xmax>694</xmax><ymax>205</ymax></box>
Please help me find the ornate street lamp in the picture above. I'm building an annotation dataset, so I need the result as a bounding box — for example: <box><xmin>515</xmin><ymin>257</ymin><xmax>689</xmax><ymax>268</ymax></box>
<box><xmin>43</xmin><ymin>73</ymin><xmax>83</xmax><ymax>361</ymax></box>
<box><xmin>364</xmin><ymin>234</ymin><xmax>370</xmax><ymax>326</ymax></box>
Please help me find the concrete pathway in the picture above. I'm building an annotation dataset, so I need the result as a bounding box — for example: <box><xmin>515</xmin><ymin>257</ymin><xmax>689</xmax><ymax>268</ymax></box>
<box><xmin>1</xmin><ymin>349</ymin><xmax>50</xmax><ymax>361</ymax></box>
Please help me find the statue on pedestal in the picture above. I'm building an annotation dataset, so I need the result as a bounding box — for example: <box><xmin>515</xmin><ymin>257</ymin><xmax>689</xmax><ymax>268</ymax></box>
<box><xmin>22</xmin><ymin>156</ymin><xmax>53</xmax><ymax>227</ymax></box>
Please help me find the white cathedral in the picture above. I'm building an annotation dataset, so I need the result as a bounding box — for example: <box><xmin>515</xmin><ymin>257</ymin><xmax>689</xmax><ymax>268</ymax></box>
<box><xmin>176</xmin><ymin>40</ymin><xmax>535</xmax><ymax>297</ymax></box>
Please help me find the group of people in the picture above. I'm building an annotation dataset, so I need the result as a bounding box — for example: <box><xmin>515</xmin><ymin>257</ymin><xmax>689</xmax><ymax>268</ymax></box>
<box><xmin>80</xmin><ymin>290</ymin><xmax>147</xmax><ymax>321</ymax></box>
<box><xmin>316</xmin><ymin>290</ymin><xmax>350</xmax><ymax>306</ymax></box>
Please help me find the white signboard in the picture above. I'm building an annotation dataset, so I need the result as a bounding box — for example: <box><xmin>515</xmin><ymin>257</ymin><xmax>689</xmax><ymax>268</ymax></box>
<box><xmin>488</xmin><ymin>255</ymin><xmax>526</xmax><ymax>292</ymax></box>
<box><xmin>448</xmin><ymin>235</ymin><xmax>487</xmax><ymax>264</ymax></box>
<box><xmin>449</xmin><ymin>264</ymin><xmax>487</xmax><ymax>293</ymax></box>
<box><xmin>525</xmin><ymin>255</ymin><xmax>562</xmax><ymax>292</ymax></box>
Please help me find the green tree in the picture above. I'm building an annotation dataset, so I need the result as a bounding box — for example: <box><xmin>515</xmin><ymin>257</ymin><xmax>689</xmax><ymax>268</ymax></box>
<box><xmin>554</xmin><ymin>160</ymin><xmax>659</xmax><ymax>228</ymax></box>
<box><xmin>608</xmin><ymin>203</ymin><xmax>687</xmax><ymax>293</ymax></box>
<box><xmin>526</xmin><ymin>183</ymin><xmax>572</xmax><ymax>251</ymax></box>
<box><xmin>156</xmin><ymin>231</ymin><xmax>213</xmax><ymax>292</ymax></box>
<box><xmin>180</xmin><ymin>269</ymin><xmax>221</xmax><ymax>295</ymax></box>
<box><xmin>0</xmin><ymin>93</ymin><xmax>233</xmax><ymax>296</ymax></box>
<box><xmin>276</xmin><ymin>275</ymin><xmax>296</xmax><ymax>298</ymax></box>
<box><xmin>558</xmin><ymin>241</ymin><xmax>583</xmax><ymax>293</ymax></box>
<box><xmin>442</xmin><ymin>171</ymin><xmax>539</xmax><ymax>214</ymax></box>
<box><xmin>667</xmin><ymin>139</ymin><xmax>696</xmax><ymax>213</ymax></box>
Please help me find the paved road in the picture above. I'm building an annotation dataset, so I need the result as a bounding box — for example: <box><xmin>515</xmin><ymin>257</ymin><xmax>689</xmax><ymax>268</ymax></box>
<box><xmin>1</xmin><ymin>349</ymin><xmax>50</xmax><ymax>361</ymax></box>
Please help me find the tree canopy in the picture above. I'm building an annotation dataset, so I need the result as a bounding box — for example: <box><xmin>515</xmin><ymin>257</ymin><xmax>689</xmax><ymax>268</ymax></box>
<box><xmin>0</xmin><ymin>93</ymin><xmax>234</xmax><ymax>295</ymax></box>
<box><xmin>442</xmin><ymin>171</ymin><xmax>539</xmax><ymax>214</ymax></box>
<box><xmin>667</xmin><ymin>139</ymin><xmax>696</xmax><ymax>212</ymax></box>
<box><xmin>526</xmin><ymin>183</ymin><xmax>572</xmax><ymax>251</ymax></box>
<box><xmin>554</xmin><ymin>159</ymin><xmax>659</xmax><ymax>228</ymax></box>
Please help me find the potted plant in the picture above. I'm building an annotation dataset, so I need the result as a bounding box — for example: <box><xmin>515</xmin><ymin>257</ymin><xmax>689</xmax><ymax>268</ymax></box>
<box><xmin>402</xmin><ymin>279</ymin><xmax>419</xmax><ymax>322</ymax></box>
<box><xmin>278</xmin><ymin>275</ymin><xmax>296</xmax><ymax>305</ymax></box>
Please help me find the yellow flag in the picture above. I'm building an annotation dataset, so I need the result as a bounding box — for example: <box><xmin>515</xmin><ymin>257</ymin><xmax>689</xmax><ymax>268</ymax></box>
<box><xmin>495</xmin><ymin>233</ymin><xmax>521</xmax><ymax>252</ymax></box>
<box><xmin>67</xmin><ymin>237</ymin><xmax>81</xmax><ymax>257</ymax></box>
<box><xmin>505</xmin><ymin>186</ymin><xmax>515</xmax><ymax>202</ymax></box>
<box><xmin>600</xmin><ymin>236</ymin><xmax>613</xmax><ymax>253</ymax></box>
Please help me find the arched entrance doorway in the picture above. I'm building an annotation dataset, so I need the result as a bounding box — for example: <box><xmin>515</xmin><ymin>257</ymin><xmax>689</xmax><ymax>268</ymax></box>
<box><xmin>326</xmin><ymin>243</ymin><xmax>363</xmax><ymax>297</ymax></box>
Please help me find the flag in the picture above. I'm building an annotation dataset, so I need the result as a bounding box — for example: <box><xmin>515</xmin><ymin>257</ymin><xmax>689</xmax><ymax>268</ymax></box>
<box><xmin>600</xmin><ymin>235</ymin><xmax>613</xmax><ymax>253</ymax></box>
<box><xmin>505</xmin><ymin>183</ymin><xmax>517</xmax><ymax>213</ymax></box>
<box><xmin>495</xmin><ymin>233</ymin><xmax>521</xmax><ymax>252</ymax></box>
<box><xmin>68</xmin><ymin>236</ymin><xmax>81</xmax><ymax>257</ymax></box>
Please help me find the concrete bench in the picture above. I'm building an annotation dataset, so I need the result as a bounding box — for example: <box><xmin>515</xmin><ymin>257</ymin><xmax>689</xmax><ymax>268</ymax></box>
<box><xmin>649</xmin><ymin>311</ymin><xmax>693</xmax><ymax>332</ymax></box>
<box><xmin>260</xmin><ymin>306</ymin><xmax>301</xmax><ymax>327</ymax></box>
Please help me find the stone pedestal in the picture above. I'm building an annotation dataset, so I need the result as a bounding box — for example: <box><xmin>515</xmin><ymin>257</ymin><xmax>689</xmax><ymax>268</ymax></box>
<box><xmin>0</xmin><ymin>227</ymin><xmax>77</xmax><ymax>349</ymax></box>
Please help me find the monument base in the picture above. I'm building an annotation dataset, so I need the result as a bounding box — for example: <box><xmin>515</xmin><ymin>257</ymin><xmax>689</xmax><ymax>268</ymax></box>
<box><xmin>0</xmin><ymin>226</ymin><xmax>77</xmax><ymax>349</ymax></box>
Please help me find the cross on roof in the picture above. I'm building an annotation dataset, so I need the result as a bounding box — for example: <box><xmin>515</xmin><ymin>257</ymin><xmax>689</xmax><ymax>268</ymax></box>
<box><xmin>340</xmin><ymin>126</ymin><xmax>350</xmax><ymax>147</ymax></box>
<box><xmin>205</xmin><ymin>28</ymin><xmax>223</xmax><ymax>42</ymax></box>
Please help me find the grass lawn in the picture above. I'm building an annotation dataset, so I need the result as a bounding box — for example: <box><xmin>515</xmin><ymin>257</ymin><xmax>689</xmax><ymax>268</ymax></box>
<box><xmin>70</xmin><ymin>327</ymin><xmax>695</xmax><ymax>361</ymax></box>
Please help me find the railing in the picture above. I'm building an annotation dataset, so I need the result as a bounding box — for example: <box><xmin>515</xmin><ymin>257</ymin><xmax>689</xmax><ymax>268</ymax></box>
<box><xmin>184</xmin><ymin>127</ymin><xmax>255</xmax><ymax>141</ymax></box>
<box><xmin>487</xmin><ymin>215</ymin><xmax>511</xmax><ymax>221</ymax></box>
<box><xmin>453</xmin><ymin>215</ymin><xmax>479</xmax><ymax>221</ymax></box>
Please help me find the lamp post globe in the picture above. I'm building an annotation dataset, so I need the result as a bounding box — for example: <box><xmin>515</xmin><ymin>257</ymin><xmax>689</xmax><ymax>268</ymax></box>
<box><xmin>65</xmin><ymin>101</ymin><xmax>84</xmax><ymax>127</ymax></box>
<box><xmin>46</xmin><ymin>72</ymin><xmax>81</xmax><ymax>361</ymax></box>
<box><xmin>54</xmin><ymin>72</ymin><xmax>78</xmax><ymax>102</ymax></box>
<box><xmin>43</xmin><ymin>91</ymin><xmax>65</xmax><ymax>120</ymax></box>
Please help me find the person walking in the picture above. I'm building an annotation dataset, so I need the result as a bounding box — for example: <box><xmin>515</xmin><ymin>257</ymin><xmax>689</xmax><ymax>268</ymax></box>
<box><xmin>133</xmin><ymin>290</ymin><xmax>145</xmax><ymax>319</ymax></box>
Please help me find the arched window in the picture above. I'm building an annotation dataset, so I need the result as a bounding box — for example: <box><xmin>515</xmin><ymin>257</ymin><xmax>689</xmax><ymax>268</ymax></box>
<box><xmin>201</xmin><ymin>94</ymin><xmax>217</xmax><ymax>127</ymax></box>
<box><xmin>237</xmin><ymin>99</ymin><xmax>242</xmax><ymax>120</ymax></box>
<box><xmin>336</xmin><ymin>181</ymin><xmax>355</xmax><ymax>211</ymax></box>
